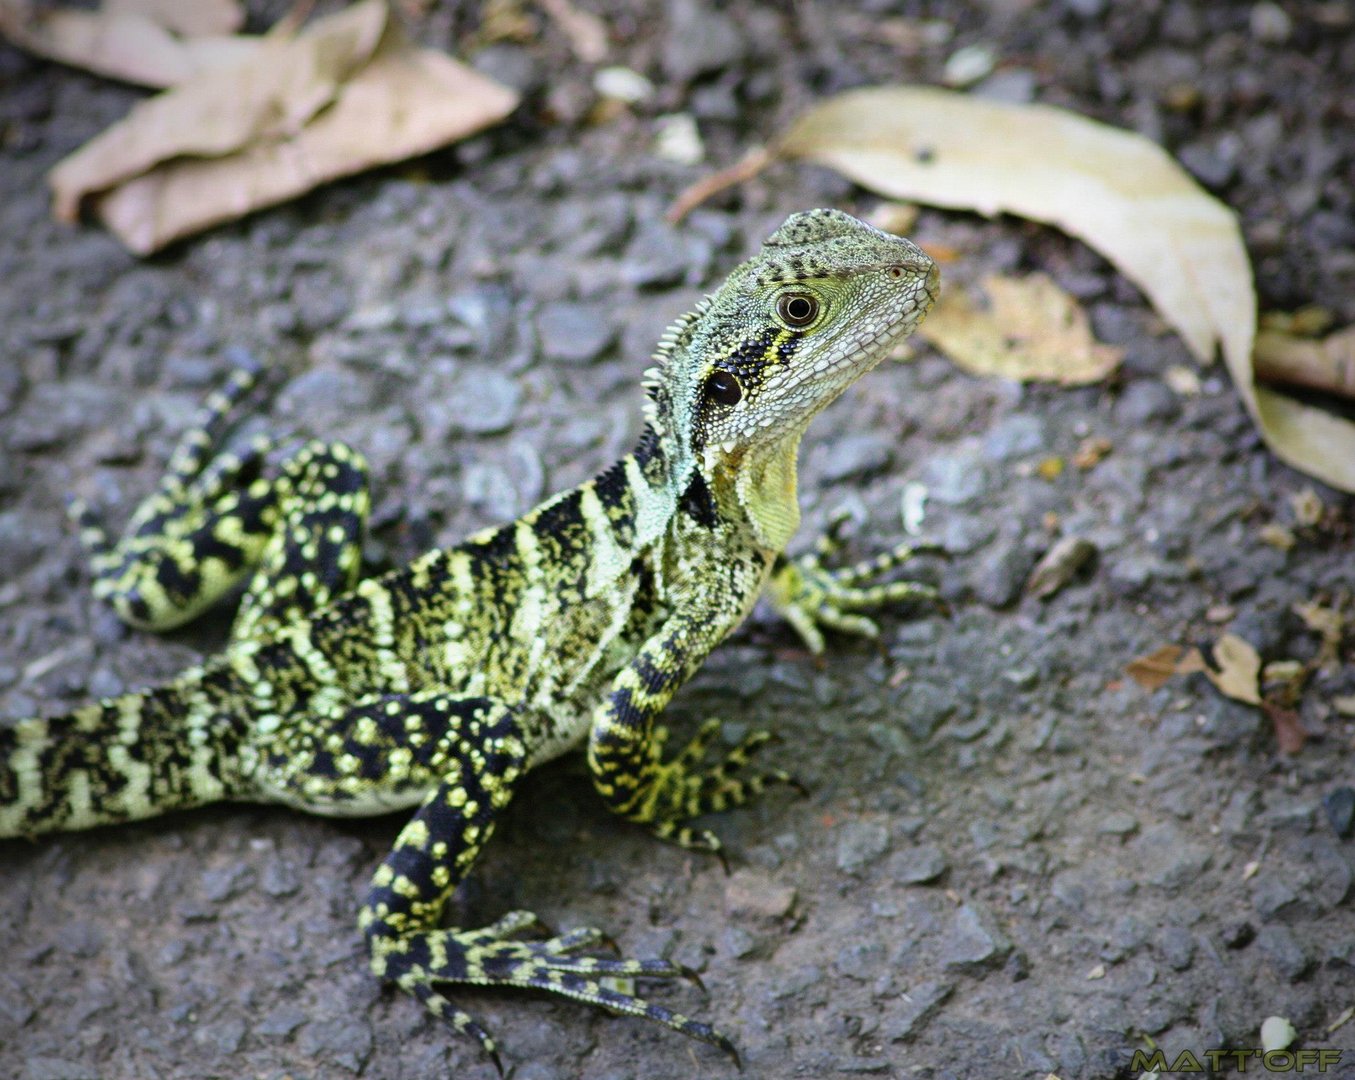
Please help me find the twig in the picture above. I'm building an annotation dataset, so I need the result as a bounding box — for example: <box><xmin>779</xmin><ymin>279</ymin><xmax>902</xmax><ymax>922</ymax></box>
<box><xmin>1253</xmin><ymin>328</ymin><xmax>1355</xmax><ymax>402</ymax></box>
<box><xmin>666</xmin><ymin>145</ymin><xmax>776</xmax><ymax>224</ymax></box>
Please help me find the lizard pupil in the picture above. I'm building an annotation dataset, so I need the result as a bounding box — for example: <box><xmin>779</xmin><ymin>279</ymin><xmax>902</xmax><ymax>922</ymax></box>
<box><xmin>777</xmin><ymin>293</ymin><xmax>818</xmax><ymax>326</ymax></box>
<box><xmin>705</xmin><ymin>370</ymin><xmax>742</xmax><ymax>406</ymax></box>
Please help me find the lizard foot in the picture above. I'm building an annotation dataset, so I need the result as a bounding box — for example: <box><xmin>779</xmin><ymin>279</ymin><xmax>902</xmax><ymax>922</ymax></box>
<box><xmin>643</xmin><ymin>719</ymin><xmax>800</xmax><ymax>857</ymax></box>
<box><xmin>376</xmin><ymin>917</ymin><xmax>738</xmax><ymax>1073</ymax></box>
<box><xmin>768</xmin><ymin>512</ymin><xmax>943</xmax><ymax>654</ymax></box>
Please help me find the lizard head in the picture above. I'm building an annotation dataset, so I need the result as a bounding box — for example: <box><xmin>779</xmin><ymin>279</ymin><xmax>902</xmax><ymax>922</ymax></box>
<box><xmin>645</xmin><ymin>208</ymin><xmax>939</xmax><ymax>466</ymax></box>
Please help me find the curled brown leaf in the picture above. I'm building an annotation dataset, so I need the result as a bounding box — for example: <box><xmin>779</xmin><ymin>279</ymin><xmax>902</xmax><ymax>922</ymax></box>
<box><xmin>44</xmin><ymin>0</ymin><xmax>519</xmax><ymax>255</ymax></box>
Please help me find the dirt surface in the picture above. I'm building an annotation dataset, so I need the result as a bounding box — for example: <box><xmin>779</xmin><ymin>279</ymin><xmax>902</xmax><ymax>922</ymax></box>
<box><xmin>2</xmin><ymin>2</ymin><xmax>1354</xmax><ymax>1078</ymax></box>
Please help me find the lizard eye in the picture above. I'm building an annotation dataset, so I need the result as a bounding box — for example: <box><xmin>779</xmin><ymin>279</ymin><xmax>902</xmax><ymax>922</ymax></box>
<box><xmin>704</xmin><ymin>370</ymin><xmax>743</xmax><ymax>406</ymax></box>
<box><xmin>776</xmin><ymin>292</ymin><xmax>819</xmax><ymax>327</ymax></box>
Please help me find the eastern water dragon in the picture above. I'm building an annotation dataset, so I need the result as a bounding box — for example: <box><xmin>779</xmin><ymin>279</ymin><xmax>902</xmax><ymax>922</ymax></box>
<box><xmin>1</xmin><ymin>208</ymin><xmax>939</xmax><ymax>1068</ymax></box>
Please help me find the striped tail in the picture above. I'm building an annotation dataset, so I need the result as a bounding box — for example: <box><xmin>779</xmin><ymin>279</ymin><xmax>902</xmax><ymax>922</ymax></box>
<box><xmin>0</xmin><ymin>672</ymin><xmax>250</xmax><ymax>838</ymax></box>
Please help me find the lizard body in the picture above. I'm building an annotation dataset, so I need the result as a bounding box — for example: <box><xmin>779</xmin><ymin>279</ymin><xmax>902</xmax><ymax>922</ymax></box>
<box><xmin>0</xmin><ymin>209</ymin><xmax>938</xmax><ymax>1066</ymax></box>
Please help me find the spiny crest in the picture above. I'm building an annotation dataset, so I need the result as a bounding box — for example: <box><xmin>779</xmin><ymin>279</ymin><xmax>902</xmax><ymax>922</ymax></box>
<box><xmin>748</xmin><ymin>208</ymin><xmax>901</xmax><ymax>289</ymax></box>
<box><xmin>641</xmin><ymin>296</ymin><xmax>711</xmax><ymax>435</ymax></box>
<box><xmin>763</xmin><ymin>207</ymin><xmax>864</xmax><ymax>248</ymax></box>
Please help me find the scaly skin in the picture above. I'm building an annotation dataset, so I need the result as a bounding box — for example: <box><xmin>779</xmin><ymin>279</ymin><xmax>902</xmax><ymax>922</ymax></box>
<box><xmin>0</xmin><ymin>208</ymin><xmax>939</xmax><ymax>1069</ymax></box>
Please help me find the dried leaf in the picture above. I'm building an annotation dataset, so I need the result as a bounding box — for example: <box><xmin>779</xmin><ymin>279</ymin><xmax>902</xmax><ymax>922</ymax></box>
<box><xmin>1262</xmin><ymin>660</ymin><xmax>1306</xmax><ymax>681</ymax></box>
<box><xmin>1264</xmin><ymin>702</ymin><xmax>1308</xmax><ymax>754</ymax></box>
<box><xmin>1233</xmin><ymin>375</ymin><xmax>1355</xmax><ymax>494</ymax></box>
<box><xmin>47</xmin><ymin>0</ymin><xmax>519</xmax><ymax>255</ymax></box>
<box><xmin>1174</xmin><ymin>647</ymin><xmax>1207</xmax><ymax>675</ymax></box>
<box><xmin>775</xmin><ymin>87</ymin><xmax>1251</xmax><ymax>375</ymax></box>
<box><xmin>478</xmin><ymin>0</ymin><xmax>536</xmax><ymax>44</ymax></box>
<box><xmin>1163</xmin><ymin>364</ymin><xmax>1201</xmax><ymax>396</ymax></box>
<box><xmin>1204</xmin><ymin>633</ymin><xmax>1262</xmax><ymax>706</ymax></box>
<box><xmin>1292</xmin><ymin>600</ymin><xmax>1344</xmax><ymax>673</ymax></box>
<box><xmin>670</xmin><ymin>84</ymin><xmax>1355</xmax><ymax>492</ymax></box>
<box><xmin>1260</xmin><ymin>305</ymin><xmax>1333</xmax><ymax>337</ymax></box>
<box><xmin>1036</xmin><ymin>455</ymin><xmax>1065</xmax><ymax>479</ymax></box>
<box><xmin>1026</xmin><ymin>536</ymin><xmax>1096</xmax><ymax>599</ymax></box>
<box><xmin>919</xmin><ymin>273</ymin><xmax>1121</xmax><ymax>384</ymax></box>
<box><xmin>866</xmin><ymin>201</ymin><xmax>919</xmax><ymax>236</ymax></box>
<box><xmin>1253</xmin><ymin>324</ymin><xmax>1355</xmax><ymax>401</ymax></box>
<box><xmin>1257</xmin><ymin>522</ymin><xmax>1296</xmax><ymax>551</ymax></box>
<box><xmin>537</xmin><ymin>0</ymin><xmax>607</xmax><ymax>63</ymax></box>
<box><xmin>1125</xmin><ymin>644</ymin><xmax>1185</xmax><ymax>691</ymax></box>
<box><xmin>1261</xmin><ymin>659</ymin><xmax>1308</xmax><ymax>712</ymax></box>
<box><xmin>1289</xmin><ymin>488</ymin><xmax>1324</xmax><ymax>528</ymax></box>
<box><xmin>0</xmin><ymin>0</ymin><xmax>255</xmax><ymax>88</ymax></box>
<box><xmin>109</xmin><ymin>0</ymin><xmax>242</xmax><ymax>37</ymax></box>
<box><xmin>1071</xmin><ymin>436</ymin><xmax>1111</xmax><ymax>470</ymax></box>
<box><xmin>49</xmin><ymin>0</ymin><xmax>390</xmax><ymax>220</ymax></box>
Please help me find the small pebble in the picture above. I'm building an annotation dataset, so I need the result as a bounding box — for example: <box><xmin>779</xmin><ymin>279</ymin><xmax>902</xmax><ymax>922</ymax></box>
<box><xmin>943</xmin><ymin>43</ymin><xmax>997</xmax><ymax>87</ymax></box>
<box><xmin>892</xmin><ymin>843</ymin><xmax>948</xmax><ymax>884</ymax></box>
<box><xmin>836</xmin><ymin>820</ymin><xmax>891</xmax><ymax>874</ymax></box>
<box><xmin>594</xmin><ymin>66</ymin><xmax>654</xmax><ymax>104</ymax></box>
<box><xmin>1323</xmin><ymin>786</ymin><xmax>1355</xmax><ymax>838</ymax></box>
<box><xmin>1260</xmin><ymin>1014</ymin><xmax>1297</xmax><ymax>1052</ymax></box>
<box><xmin>1250</xmin><ymin>2</ymin><xmax>1292</xmax><ymax>44</ymax></box>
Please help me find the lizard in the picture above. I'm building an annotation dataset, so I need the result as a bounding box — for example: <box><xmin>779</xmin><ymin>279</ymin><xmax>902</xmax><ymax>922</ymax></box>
<box><xmin>0</xmin><ymin>208</ymin><xmax>939</xmax><ymax>1069</ymax></box>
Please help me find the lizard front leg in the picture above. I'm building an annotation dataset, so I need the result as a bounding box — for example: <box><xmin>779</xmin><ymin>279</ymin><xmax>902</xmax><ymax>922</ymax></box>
<box><xmin>588</xmin><ymin>609</ymin><xmax>794</xmax><ymax>857</ymax></box>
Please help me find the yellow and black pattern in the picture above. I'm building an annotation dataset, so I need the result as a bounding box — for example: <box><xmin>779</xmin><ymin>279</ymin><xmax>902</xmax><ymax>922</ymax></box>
<box><xmin>1</xmin><ymin>209</ymin><xmax>940</xmax><ymax>1069</ymax></box>
<box><xmin>69</xmin><ymin>356</ymin><xmax>370</xmax><ymax>639</ymax></box>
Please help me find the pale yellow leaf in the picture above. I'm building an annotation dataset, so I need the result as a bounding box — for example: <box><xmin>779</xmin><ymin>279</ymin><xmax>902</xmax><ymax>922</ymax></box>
<box><xmin>773</xmin><ymin>85</ymin><xmax>1355</xmax><ymax>493</ymax></box>
<box><xmin>0</xmin><ymin>0</ymin><xmax>256</xmax><ymax>88</ymax></box>
<box><xmin>1257</xmin><ymin>522</ymin><xmax>1295</xmax><ymax>551</ymax></box>
<box><xmin>778</xmin><ymin>87</ymin><xmax>1250</xmax><ymax>369</ymax></box>
<box><xmin>1241</xmin><ymin>387</ymin><xmax>1355</xmax><ymax>493</ymax></box>
<box><xmin>1292</xmin><ymin>599</ymin><xmax>1344</xmax><ymax>673</ymax></box>
<box><xmin>1288</xmin><ymin>487</ymin><xmax>1324</xmax><ymax>528</ymax></box>
<box><xmin>919</xmin><ymin>272</ymin><xmax>1121</xmax><ymax>385</ymax></box>
<box><xmin>1204</xmin><ymin>633</ymin><xmax>1262</xmax><ymax>706</ymax></box>
<box><xmin>47</xmin><ymin>0</ymin><xmax>519</xmax><ymax>255</ymax></box>
<box><xmin>1163</xmin><ymin>364</ymin><xmax>1201</xmax><ymax>396</ymax></box>
<box><xmin>108</xmin><ymin>0</ymin><xmax>242</xmax><ymax>37</ymax></box>
<box><xmin>1025</xmin><ymin>535</ymin><xmax>1095</xmax><ymax>599</ymax></box>
<box><xmin>1174</xmin><ymin>647</ymin><xmax>1207</xmax><ymax>675</ymax></box>
<box><xmin>537</xmin><ymin>0</ymin><xmax>608</xmax><ymax>63</ymax></box>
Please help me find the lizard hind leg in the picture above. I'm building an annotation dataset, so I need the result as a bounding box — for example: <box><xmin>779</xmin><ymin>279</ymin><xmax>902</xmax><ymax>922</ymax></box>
<box><xmin>69</xmin><ymin>359</ymin><xmax>370</xmax><ymax>641</ymax></box>
<box><xmin>228</xmin><ymin>438</ymin><xmax>369</xmax><ymax>643</ymax></box>
<box><xmin>355</xmin><ymin>699</ymin><xmax>734</xmax><ymax>1068</ymax></box>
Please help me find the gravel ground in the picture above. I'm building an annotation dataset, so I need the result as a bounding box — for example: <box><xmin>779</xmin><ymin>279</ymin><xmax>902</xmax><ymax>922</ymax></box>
<box><xmin>2</xmin><ymin>2</ymin><xmax>1354</xmax><ymax>1078</ymax></box>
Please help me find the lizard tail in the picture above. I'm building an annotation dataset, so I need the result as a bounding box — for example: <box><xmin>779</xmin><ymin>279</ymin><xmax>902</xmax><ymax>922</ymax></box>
<box><xmin>0</xmin><ymin>673</ymin><xmax>250</xmax><ymax>838</ymax></box>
